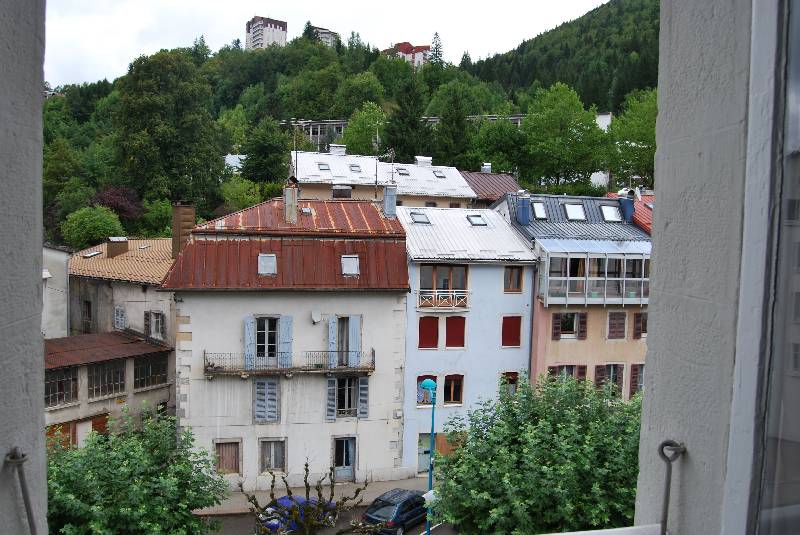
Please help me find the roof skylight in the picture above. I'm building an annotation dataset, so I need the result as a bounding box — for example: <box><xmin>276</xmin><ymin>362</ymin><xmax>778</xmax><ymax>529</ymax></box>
<box><xmin>410</xmin><ymin>211</ymin><xmax>430</xmax><ymax>224</ymax></box>
<box><xmin>532</xmin><ymin>201</ymin><xmax>547</xmax><ymax>219</ymax></box>
<box><xmin>564</xmin><ymin>203</ymin><xmax>586</xmax><ymax>221</ymax></box>
<box><xmin>600</xmin><ymin>205</ymin><xmax>622</xmax><ymax>222</ymax></box>
<box><xmin>467</xmin><ymin>214</ymin><xmax>487</xmax><ymax>226</ymax></box>
<box><xmin>433</xmin><ymin>170</ymin><xmax>446</xmax><ymax>178</ymax></box>
<box><xmin>317</xmin><ymin>162</ymin><xmax>330</xmax><ymax>171</ymax></box>
<box><xmin>349</xmin><ymin>164</ymin><xmax>361</xmax><ymax>173</ymax></box>
<box><xmin>396</xmin><ymin>167</ymin><xmax>410</xmax><ymax>176</ymax></box>
<box><xmin>82</xmin><ymin>251</ymin><xmax>101</xmax><ymax>258</ymax></box>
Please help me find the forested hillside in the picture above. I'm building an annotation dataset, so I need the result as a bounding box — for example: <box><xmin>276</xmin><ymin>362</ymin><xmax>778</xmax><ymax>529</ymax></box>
<box><xmin>464</xmin><ymin>0</ymin><xmax>659</xmax><ymax>111</ymax></box>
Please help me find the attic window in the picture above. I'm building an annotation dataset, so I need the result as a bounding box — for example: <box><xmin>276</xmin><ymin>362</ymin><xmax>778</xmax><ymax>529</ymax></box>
<box><xmin>396</xmin><ymin>168</ymin><xmax>410</xmax><ymax>176</ymax></box>
<box><xmin>564</xmin><ymin>203</ymin><xmax>586</xmax><ymax>221</ymax></box>
<box><xmin>349</xmin><ymin>164</ymin><xmax>361</xmax><ymax>173</ymax></box>
<box><xmin>257</xmin><ymin>254</ymin><xmax>277</xmax><ymax>276</ymax></box>
<box><xmin>341</xmin><ymin>254</ymin><xmax>360</xmax><ymax>276</ymax></box>
<box><xmin>532</xmin><ymin>201</ymin><xmax>547</xmax><ymax>219</ymax></box>
<box><xmin>317</xmin><ymin>162</ymin><xmax>330</xmax><ymax>171</ymax></box>
<box><xmin>600</xmin><ymin>205</ymin><xmax>622</xmax><ymax>222</ymax></box>
<box><xmin>82</xmin><ymin>251</ymin><xmax>101</xmax><ymax>258</ymax></box>
<box><xmin>138</xmin><ymin>245</ymin><xmax>151</xmax><ymax>250</ymax></box>
<box><xmin>433</xmin><ymin>170</ymin><xmax>446</xmax><ymax>178</ymax></box>
<box><xmin>410</xmin><ymin>211</ymin><xmax>430</xmax><ymax>224</ymax></box>
<box><xmin>467</xmin><ymin>214</ymin><xmax>487</xmax><ymax>226</ymax></box>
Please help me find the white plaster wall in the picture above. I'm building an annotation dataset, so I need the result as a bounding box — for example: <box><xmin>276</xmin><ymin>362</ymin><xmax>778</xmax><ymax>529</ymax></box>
<box><xmin>401</xmin><ymin>263</ymin><xmax>534</xmax><ymax>470</ymax></box>
<box><xmin>0</xmin><ymin>1</ymin><xmax>47</xmax><ymax>532</ymax></box>
<box><xmin>111</xmin><ymin>282</ymin><xmax>174</xmax><ymax>341</ymax></box>
<box><xmin>175</xmin><ymin>291</ymin><xmax>413</xmax><ymax>489</ymax></box>
<box><xmin>634</xmin><ymin>0</ymin><xmax>753</xmax><ymax>531</ymax></box>
<box><xmin>43</xmin><ymin>247</ymin><xmax>70</xmax><ymax>338</ymax></box>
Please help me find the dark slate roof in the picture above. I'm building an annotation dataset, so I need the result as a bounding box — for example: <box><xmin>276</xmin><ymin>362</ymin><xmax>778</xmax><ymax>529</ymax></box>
<box><xmin>503</xmin><ymin>193</ymin><xmax>651</xmax><ymax>242</ymax></box>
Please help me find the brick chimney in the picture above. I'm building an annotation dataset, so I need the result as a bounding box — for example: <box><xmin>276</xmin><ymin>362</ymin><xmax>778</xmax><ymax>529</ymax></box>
<box><xmin>106</xmin><ymin>236</ymin><xmax>128</xmax><ymax>258</ymax></box>
<box><xmin>171</xmin><ymin>202</ymin><xmax>195</xmax><ymax>259</ymax></box>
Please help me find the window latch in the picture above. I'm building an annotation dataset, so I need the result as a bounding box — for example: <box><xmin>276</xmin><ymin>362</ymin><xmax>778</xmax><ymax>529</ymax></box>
<box><xmin>5</xmin><ymin>447</ymin><xmax>37</xmax><ymax>535</ymax></box>
<box><xmin>658</xmin><ymin>439</ymin><xmax>686</xmax><ymax>535</ymax></box>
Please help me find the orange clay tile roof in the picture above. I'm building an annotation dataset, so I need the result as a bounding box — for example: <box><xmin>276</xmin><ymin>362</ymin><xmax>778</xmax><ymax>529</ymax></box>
<box><xmin>69</xmin><ymin>238</ymin><xmax>174</xmax><ymax>285</ymax></box>
<box><xmin>605</xmin><ymin>192</ymin><xmax>654</xmax><ymax>234</ymax></box>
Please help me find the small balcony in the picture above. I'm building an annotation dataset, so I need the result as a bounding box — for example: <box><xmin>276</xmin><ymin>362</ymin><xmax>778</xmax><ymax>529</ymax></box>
<box><xmin>203</xmin><ymin>350</ymin><xmax>374</xmax><ymax>376</ymax></box>
<box><xmin>418</xmin><ymin>289</ymin><xmax>469</xmax><ymax>308</ymax></box>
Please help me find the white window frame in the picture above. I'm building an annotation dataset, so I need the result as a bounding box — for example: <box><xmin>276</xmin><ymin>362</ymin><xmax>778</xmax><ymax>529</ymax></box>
<box><xmin>257</xmin><ymin>253</ymin><xmax>277</xmax><ymax>276</ymax></box>
<box><xmin>433</xmin><ymin>170</ymin><xmax>446</xmax><ymax>178</ymax></box>
<box><xmin>410</xmin><ymin>211</ymin><xmax>430</xmax><ymax>224</ymax></box>
<box><xmin>317</xmin><ymin>162</ymin><xmax>330</xmax><ymax>171</ymax></box>
<box><xmin>259</xmin><ymin>438</ymin><xmax>287</xmax><ymax>473</ymax></box>
<box><xmin>564</xmin><ymin>203</ymin><xmax>586</xmax><ymax>221</ymax></box>
<box><xmin>256</xmin><ymin>316</ymin><xmax>279</xmax><ymax>357</ymax></box>
<box><xmin>466</xmin><ymin>214</ymin><xmax>487</xmax><ymax>226</ymax></box>
<box><xmin>532</xmin><ymin>201</ymin><xmax>547</xmax><ymax>219</ymax></box>
<box><xmin>349</xmin><ymin>164</ymin><xmax>361</xmax><ymax>173</ymax></box>
<box><xmin>560</xmin><ymin>311</ymin><xmax>578</xmax><ymax>339</ymax></box>
<box><xmin>396</xmin><ymin>167</ymin><xmax>410</xmax><ymax>176</ymax></box>
<box><xmin>341</xmin><ymin>254</ymin><xmax>360</xmax><ymax>276</ymax></box>
<box><xmin>114</xmin><ymin>305</ymin><xmax>126</xmax><ymax>330</ymax></box>
<box><xmin>150</xmin><ymin>311</ymin><xmax>164</xmax><ymax>339</ymax></box>
<box><xmin>336</xmin><ymin>377</ymin><xmax>358</xmax><ymax>417</ymax></box>
<box><xmin>600</xmin><ymin>204</ymin><xmax>623</xmax><ymax>222</ymax></box>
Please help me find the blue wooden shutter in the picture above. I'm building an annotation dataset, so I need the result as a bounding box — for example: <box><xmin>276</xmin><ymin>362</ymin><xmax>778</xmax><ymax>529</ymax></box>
<box><xmin>326</xmin><ymin>377</ymin><xmax>337</xmax><ymax>421</ymax></box>
<box><xmin>348</xmin><ymin>315</ymin><xmax>361</xmax><ymax>366</ymax></box>
<box><xmin>279</xmin><ymin>315</ymin><xmax>293</xmax><ymax>367</ymax></box>
<box><xmin>254</xmin><ymin>378</ymin><xmax>280</xmax><ymax>423</ymax></box>
<box><xmin>244</xmin><ymin>315</ymin><xmax>256</xmax><ymax>370</ymax></box>
<box><xmin>357</xmin><ymin>376</ymin><xmax>369</xmax><ymax>419</ymax></box>
<box><xmin>328</xmin><ymin>316</ymin><xmax>338</xmax><ymax>368</ymax></box>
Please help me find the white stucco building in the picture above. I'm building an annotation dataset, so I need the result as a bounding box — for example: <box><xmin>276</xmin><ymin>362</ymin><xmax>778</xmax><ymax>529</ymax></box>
<box><xmin>43</xmin><ymin>244</ymin><xmax>70</xmax><ymax>338</ymax></box>
<box><xmin>396</xmin><ymin>206</ymin><xmax>537</xmax><ymax>472</ymax></box>
<box><xmin>245</xmin><ymin>16</ymin><xmax>287</xmax><ymax>49</ymax></box>
<box><xmin>162</xmin><ymin>190</ymin><xmax>414</xmax><ymax>489</ymax></box>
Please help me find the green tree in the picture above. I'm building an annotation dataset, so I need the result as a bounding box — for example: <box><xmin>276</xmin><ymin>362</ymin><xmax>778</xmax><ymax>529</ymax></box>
<box><xmin>520</xmin><ymin>82</ymin><xmax>608</xmax><ymax>185</ymax></box>
<box><xmin>424</xmin><ymin>77</ymin><xmax>508</xmax><ymax>116</ymax></box>
<box><xmin>430</xmin><ymin>32</ymin><xmax>443</xmax><ymax>66</ymax></box>
<box><xmin>432</xmin><ymin>83</ymin><xmax>476</xmax><ymax>169</ymax></box>
<box><xmin>60</xmin><ymin>205</ymin><xmax>125</xmax><ymax>250</ymax></box>
<box><xmin>383</xmin><ymin>77</ymin><xmax>429</xmax><ymax>162</ymax></box>
<box><xmin>459</xmin><ymin>51</ymin><xmax>472</xmax><ymax>70</ymax></box>
<box><xmin>469</xmin><ymin>117</ymin><xmax>524</xmax><ymax>174</ymax></box>
<box><xmin>341</xmin><ymin>102</ymin><xmax>387</xmax><ymax>155</ymax></box>
<box><xmin>54</xmin><ymin>177</ymin><xmax>95</xmax><ymax>220</ymax></box>
<box><xmin>239</xmin><ymin>83</ymin><xmax>270</xmax><ymax>125</ymax></box>
<box><xmin>369</xmin><ymin>56</ymin><xmax>414</xmax><ymax>101</ymax></box>
<box><xmin>43</xmin><ymin>137</ymin><xmax>84</xmax><ymax>208</ymax></box>
<box><xmin>140</xmin><ymin>198</ymin><xmax>173</xmax><ymax>237</ymax></box>
<box><xmin>114</xmin><ymin>50</ymin><xmax>224</xmax><ymax>207</ymax></box>
<box><xmin>608</xmin><ymin>88</ymin><xmax>657</xmax><ymax>188</ymax></box>
<box><xmin>241</xmin><ymin>118</ymin><xmax>291</xmax><ymax>182</ymax></box>
<box><xmin>47</xmin><ymin>411</ymin><xmax>227</xmax><ymax>534</ymax></box>
<box><xmin>276</xmin><ymin>65</ymin><xmax>343</xmax><ymax>119</ymax></box>
<box><xmin>221</xmin><ymin>175</ymin><xmax>263</xmax><ymax>211</ymax></box>
<box><xmin>332</xmin><ymin>71</ymin><xmax>384</xmax><ymax>118</ymax></box>
<box><xmin>434</xmin><ymin>376</ymin><xmax>641</xmax><ymax>534</ymax></box>
<box><xmin>218</xmin><ymin>104</ymin><xmax>249</xmax><ymax>152</ymax></box>
<box><xmin>302</xmin><ymin>21</ymin><xmax>318</xmax><ymax>41</ymax></box>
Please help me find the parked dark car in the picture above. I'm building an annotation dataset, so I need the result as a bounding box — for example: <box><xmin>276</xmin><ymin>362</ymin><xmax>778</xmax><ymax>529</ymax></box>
<box><xmin>363</xmin><ymin>489</ymin><xmax>427</xmax><ymax>535</ymax></box>
<box><xmin>255</xmin><ymin>495</ymin><xmax>334</xmax><ymax>533</ymax></box>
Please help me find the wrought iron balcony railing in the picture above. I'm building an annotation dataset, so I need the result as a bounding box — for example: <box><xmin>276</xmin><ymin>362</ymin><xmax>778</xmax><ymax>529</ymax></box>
<box><xmin>418</xmin><ymin>289</ymin><xmax>469</xmax><ymax>308</ymax></box>
<box><xmin>203</xmin><ymin>350</ymin><xmax>375</xmax><ymax>375</ymax></box>
<box><xmin>303</xmin><ymin>351</ymin><xmax>374</xmax><ymax>370</ymax></box>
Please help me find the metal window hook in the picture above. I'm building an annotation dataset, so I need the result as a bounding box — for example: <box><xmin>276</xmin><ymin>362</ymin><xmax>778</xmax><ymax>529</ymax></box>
<box><xmin>658</xmin><ymin>440</ymin><xmax>686</xmax><ymax>535</ymax></box>
<box><xmin>5</xmin><ymin>447</ymin><xmax>37</xmax><ymax>535</ymax></box>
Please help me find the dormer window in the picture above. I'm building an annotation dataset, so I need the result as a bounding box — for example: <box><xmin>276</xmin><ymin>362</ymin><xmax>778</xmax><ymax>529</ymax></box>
<box><xmin>396</xmin><ymin>168</ymin><xmax>410</xmax><ymax>176</ymax></box>
<box><xmin>600</xmin><ymin>205</ymin><xmax>622</xmax><ymax>222</ymax></box>
<box><xmin>433</xmin><ymin>170</ymin><xmax>446</xmax><ymax>178</ymax></box>
<box><xmin>349</xmin><ymin>164</ymin><xmax>361</xmax><ymax>173</ymax></box>
<box><xmin>410</xmin><ymin>211</ymin><xmax>430</xmax><ymax>224</ymax></box>
<box><xmin>532</xmin><ymin>201</ymin><xmax>547</xmax><ymax>219</ymax></box>
<box><xmin>341</xmin><ymin>255</ymin><xmax>360</xmax><ymax>276</ymax></box>
<box><xmin>257</xmin><ymin>254</ymin><xmax>277</xmax><ymax>276</ymax></box>
<box><xmin>318</xmin><ymin>162</ymin><xmax>330</xmax><ymax>171</ymax></box>
<box><xmin>466</xmin><ymin>214</ymin><xmax>487</xmax><ymax>226</ymax></box>
<box><xmin>564</xmin><ymin>203</ymin><xmax>586</xmax><ymax>221</ymax></box>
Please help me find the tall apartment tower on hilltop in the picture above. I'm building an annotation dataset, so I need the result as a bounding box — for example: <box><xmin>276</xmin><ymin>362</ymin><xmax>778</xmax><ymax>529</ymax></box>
<box><xmin>245</xmin><ymin>16</ymin><xmax>287</xmax><ymax>49</ymax></box>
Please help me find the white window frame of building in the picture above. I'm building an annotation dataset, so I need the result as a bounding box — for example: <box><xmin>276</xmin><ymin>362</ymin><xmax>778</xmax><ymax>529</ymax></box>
<box><xmin>564</xmin><ymin>203</ymin><xmax>586</xmax><ymax>221</ymax></box>
<box><xmin>259</xmin><ymin>439</ymin><xmax>286</xmax><ymax>473</ymax></box>
<box><xmin>336</xmin><ymin>377</ymin><xmax>358</xmax><ymax>417</ymax></box>
<box><xmin>150</xmin><ymin>311</ymin><xmax>164</xmax><ymax>339</ymax></box>
<box><xmin>257</xmin><ymin>253</ymin><xmax>277</xmax><ymax>276</ymax></box>
<box><xmin>396</xmin><ymin>167</ymin><xmax>410</xmax><ymax>176</ymax></box>
<box><xmin>317</xmin><ymin>162</ymin><xmax>330</xmax><ymax>171</ymax></box>
<box><xmin>44</xmin><ymin>367</ymin><xmax>79</xmax><ymax>408</ymax></box>
<box><xmin>410</xmin><ymin>211</ymin><xmax>430</xmax><ymax>224</ymax></box>
<box><xmin>349</xmin><ymin>164</ymin><xmax>361</xmax><ymax>173</ymax></box>
<box><xmin>114</xmin><ymin>305</ymin><xmax>126</xmax><ymax>330</ymax></box>
<box><xmin>600</xmin><ymin>204</ymin><xmax>622</xmax><ymax>222</ymax></box>
<box><xmin>433</xmin><ymin>170</ymin><xmax>446</xmax><ymax>178</ymax></box>
<box><xmin>256</xmin><ymin>317</ymin><xmax>279</xmax><ymax>358</ymax></box>
<box><xmin>466</xmin><ymin>214</ymin><xmax>487</xmax><ymax>226</ymax></box>
<box><xmin>532</xmin><ymin>201</ymin><xmax>547</xmax><ymax>219</ymax></box>
<box><xmin>560</xmin><ymin>312</ymin><xmax>578</xmax><ymax>339</ymax></box>
<box><xmin>87</xmin><ymin>360</ymin><xmax>126</xmax><ymax>399</ymax></box>
<box><xmin>133</xmin><ymin>353</ymin><xmax>168</xmax><ymax>390</ymax></box>
<box><xmin>555</xmin><ymin>364</ymin><xmax>576</xmax><ymax>378</ymax></box>
<box><xmin>341</xmin><ymin>254</ymin><xmax>360</xmax><ymax>276</ymax></box>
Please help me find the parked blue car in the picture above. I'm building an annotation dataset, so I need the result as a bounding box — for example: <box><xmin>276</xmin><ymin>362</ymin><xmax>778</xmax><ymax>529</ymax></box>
<box><xmin>255</xmin><ymin>495</ymin><xmax>335</xmax><ymax>533</ymax></box>
<box><xmin>362</xmin><ymin>489</ymin><xmax>427</xmax><ymax>535</ymax></box>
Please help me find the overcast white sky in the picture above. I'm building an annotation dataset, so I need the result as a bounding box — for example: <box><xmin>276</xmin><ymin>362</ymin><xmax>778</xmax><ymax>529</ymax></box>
<box><xmin>45</xmin><ymin>0</ymin><xmax>607</xmax><ymax>86</ymax></box>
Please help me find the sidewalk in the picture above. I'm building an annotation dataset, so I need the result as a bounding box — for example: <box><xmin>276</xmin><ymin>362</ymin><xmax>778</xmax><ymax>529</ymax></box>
<box><xmin>197</xmin><ymin>474</ymin><xmax>429</xmax><ymax>516</ymax></box>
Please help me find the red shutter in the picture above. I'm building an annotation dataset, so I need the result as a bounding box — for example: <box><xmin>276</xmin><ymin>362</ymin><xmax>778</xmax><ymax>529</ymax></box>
<box><xmin>445</xmin><ymin>316</ymin><xmax>466</xmax><ymax>348</ymax></box>
<box><xmin>502</xmin><ymin>316</ymin><xmax>522</xmax><ymax>347</ymax></box>
<box><xmin>609</xmin><ymin>312</ymin><xmax>626</xmax><ymax>339</ymax></box>
<box><xmin>633</xmin><ymin>313</ymin><xmax>643</xmax><ymax>339</ymax></box>
<box><xmin>577</xmin><ymin>313</ymin><xmax>588</xmax><ymax>340</ymax></box>
<box><xmin>595</xmin><ymin>365</ymin><xmax>607</xmax><ymax>386</ymax></box>
<box><xmin>576</xmin><ymin>365</ymin><xmax>587</xmax><ymax>381</ymax></box>
<box><xmin>551</xmin><ymin>313</ymin><xmax>562</xmax><ymax>340</ymax></box>
<box><xmin>419</xmin><ymin>316</ymin><xmax>439</xmax><ymax>348</ymax></box>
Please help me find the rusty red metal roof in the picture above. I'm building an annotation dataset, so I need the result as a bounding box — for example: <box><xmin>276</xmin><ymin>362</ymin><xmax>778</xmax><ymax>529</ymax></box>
<box><xmin>195</xmin><ymin>198</ymin><xmax>404</xmax><ymax>238</ymax></box>
<box><xmin>45</xmin><ymin>331</ymin><xmax>171</xmax><ymax>370</ymax></box>
<box><xmin>605</xmin><ymin>192</ymin><xmax>654</xmax><ymax>234</ymax></box>
<box><xmin>460</xmin><ymin>171</ymin><xmax>521</xmax><ymax>202</ymax></box>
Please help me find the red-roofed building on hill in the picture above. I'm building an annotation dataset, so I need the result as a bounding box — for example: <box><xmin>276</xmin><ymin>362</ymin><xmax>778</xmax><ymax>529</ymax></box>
<box><xmin>460</xmin><ymin>169</ymin><xmax>522</xmax><ymax>207</ymax></box>
<box><xmin>383</xmin><ymin>41</ymin><xmax>430</xmax><ymax>67</ymax></box>
<box><xmin>162</xmin><ymin>186</ymin><xmax>414</xmax><ymax>489</ymax></box>
<box><xmin>44</xmin><ymin>331</ymin><xmax>173</xmax><ymax>447</ymax></box>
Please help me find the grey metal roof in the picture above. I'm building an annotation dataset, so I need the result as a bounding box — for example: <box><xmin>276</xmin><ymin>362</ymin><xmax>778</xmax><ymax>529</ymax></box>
<box><xmin>398</xmin><ymin>207</ymin><xmax>536</xmax><ymax>263</ymax></box>
<box><xmin>537</xmin><ymin>238</ymin><xmax>651</xmax><ymax>255</ymax></box>
<box><xmin>503</xmin><ymin>193</ymin><xmax>651</xmax><ymax>242</ymax></box>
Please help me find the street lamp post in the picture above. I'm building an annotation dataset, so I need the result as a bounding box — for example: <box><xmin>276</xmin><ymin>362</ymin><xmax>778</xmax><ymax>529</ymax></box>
<box><xmin>419</xmin><ymin>378</ymin><xmax>437</xmax><ymax>535</ymax></box>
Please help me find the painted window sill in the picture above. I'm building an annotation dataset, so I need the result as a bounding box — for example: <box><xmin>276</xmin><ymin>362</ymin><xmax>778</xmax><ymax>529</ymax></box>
<box><xmin>45</xmin><ymin>401</ymin><xmax>80</xmax><ymax>412</ymax></box>
<box><xmin>133</xmin><ymin>381</ymin><xmax>171</xmax><ymax>394</ymax></box>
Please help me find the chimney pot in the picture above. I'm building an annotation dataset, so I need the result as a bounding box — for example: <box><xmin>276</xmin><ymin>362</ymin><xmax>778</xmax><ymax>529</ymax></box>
<box><xmin>481</xmin><ymin>162</ymin><xmax>492</xmax><ymax>173</ymax></box>
<box><xmin>515</xmin><ymin>192</ymin><xmax>531</xmax><ymax>226</ymax></box>
<box><xmin>383</xmin><ymin>184</ymin><xmax>398</xmax><ymax>218</ymax></box>
<box><xmin>171</xmin><ymin>202</ymin><xmax>195</xmax><ymax>259</ymax></box>
<box><xmin>414</xmin><ymin>156</ymin><xmax>432</xmax><ymax>167</ymax></box>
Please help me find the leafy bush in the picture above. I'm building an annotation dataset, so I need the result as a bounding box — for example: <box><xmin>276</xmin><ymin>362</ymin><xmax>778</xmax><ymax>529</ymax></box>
<box><xmin>48</xmin><ymin>411</ymin><xmax>227</xmax><ymax>535</ymax></box>
<box><xmin>221</xmin><ymin>175</ymin><xmax>263</xmax><ymax>211</ymax></box>
<box><xmin>434</xmin><ymin>376</ymin><xmax>641</xmax><ymax>534</ymax></box>
<box><xmin>140</xmin><ymin>198</ymin><xmax>173</xmax><ymax>237</ymax></box>
<box><xmin>61</xmin><ymin>205</ymin><xmax>124</xmax><ymax>249</ymax></box>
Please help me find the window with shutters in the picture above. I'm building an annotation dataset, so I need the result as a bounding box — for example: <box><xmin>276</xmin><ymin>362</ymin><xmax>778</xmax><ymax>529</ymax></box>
<box><xmin>548</xmin><ymin>365</ymin><xmax>587</xmax><ymax>381</ymax></box>
<box><xmin>215</xmin><ymin>441</ymin><xmax>240</xmax><ymax>474</ymax></box>
<box><xmin>254</xmin><ymin>378</ymin><xmax>280</xmax><ymax>423</ymax></box>
<box><xmin>336</xmin><ymin>377</ymin><xmax>358</xmax><ymax>417</ymax></box>
<box><xmin>45</xmin><ymin>367</ymin><xmax>79</xmax><ymax>407</ymax></box>
<box><xmin>504</xmin><ymin>266</ymin><xmax>523</xmax><ymax>293</ymax></box>
<box><xmin>595</xmin><ymin>363</ymin><xmax>625</xmax><ymax>395</ymax></box>
<box><xmin>259</xmin><ymin>439</ymin><xmax>286</xmax><ymax>473</ymax></box>
<box><xmin>418</xmin><ymin>316</ymin><xmax>438</xmax><ymax>348</ymax></box>
<box><xmin>558</xmin><ymin>312</ymin><xmax>577</xmax><ymax>339</ymax></box>
<box><xmin>502</xmin><ymin>372</ymin><xmax>519</xmax><ymax>395</ymax></box>
<box><xmin>417</xmin><ymin>375</ymin><xmax>436</xmax><ymax>405</ymax></box>
<box><xmin>114</xmin><ymin>305</ymin><xmax>126</xmax><ymax>330</ymax></box>
<box><xmin>608</xmin><ymin>312</ymin><xmax>627</xmax><ymax>339</ymax></box>
<box><xmin>634</xmin><ymin>312</ymin><xmax>649</xmax><ymax>339</ymax></box>
<box><xmin>630</xmin><ymin>364</ymin><xmax>645</xmax><ymax>397</ymax></box>
<box><xmin>256</xmin><ymin>317</ymin><xmax>279</xmax><ymax>358</ymax></box>
<box><xmin>134</xmin><ymin>353</ymin><xmax>168</xmax><ymax>389</ymax></box>
<box><xmin>501</xmin><ymin>316</ymin><xmax>522</xmax><ymax>347</ymax></box>
<box><xmin>444</xmin><ymin>374</ymin><xmax>464</xmax><ymax>404</ymax></box>
<box><xmin>337</xmin><ymin>316</ymin><xmax>350</xmax><ymax>365</ymax></box>
<box><xmin>87</xmin><ymin>360</ymin><xmax>125</xmax><ymax>399</ymax></box>
<box><xmin>419</xmin><ymin>264</ymin><xmax>468</xmax><ymax>307</ymax></box>
<box><xmin>445</xmin><ymin>316</ymin><xmax>465</xmax><ymax>348</ymax></box>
